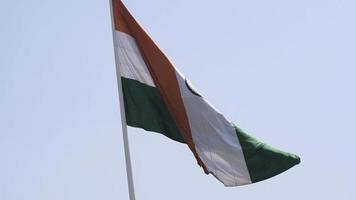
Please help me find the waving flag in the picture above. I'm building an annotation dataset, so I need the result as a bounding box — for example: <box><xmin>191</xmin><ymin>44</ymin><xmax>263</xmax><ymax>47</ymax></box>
<box><xmin>112</xmin><ymin>0</ymin><xmax>300</xmax><ymax>186</ymax></box>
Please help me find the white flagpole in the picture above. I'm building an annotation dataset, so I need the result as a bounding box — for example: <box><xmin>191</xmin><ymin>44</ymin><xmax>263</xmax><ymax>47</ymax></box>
<box><xmin>109</xmin><ymin>1</ymin><xmax>136</xmax><ymax>200</ymax></box>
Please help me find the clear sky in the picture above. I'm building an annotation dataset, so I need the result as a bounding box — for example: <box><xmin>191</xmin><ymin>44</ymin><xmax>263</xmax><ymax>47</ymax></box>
<box><xmin>1</xmin><ymin>0</ymin><xmax>355</xmax><ymax>199</ymax></box>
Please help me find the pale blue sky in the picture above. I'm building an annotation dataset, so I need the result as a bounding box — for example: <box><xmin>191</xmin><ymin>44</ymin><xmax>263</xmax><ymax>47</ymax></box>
<box><xmin>1</xmin><ymin>0</ymin><xmax>355</xmax><ymax>199</ymax></box>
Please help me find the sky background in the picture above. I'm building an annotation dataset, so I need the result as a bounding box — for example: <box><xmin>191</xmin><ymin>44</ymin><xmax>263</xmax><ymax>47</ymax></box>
<box><xmin>1</xmin><ymin>0</ymin><xmax>355</xmax><ymax>199</ymax></box>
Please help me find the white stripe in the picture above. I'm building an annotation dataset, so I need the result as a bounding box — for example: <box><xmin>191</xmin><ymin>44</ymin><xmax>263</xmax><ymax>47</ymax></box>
<box><xmin>114</xmin><ymin>31</ymin><xmax>155</xmax><ymax>87</ymax></box>
<box><xmin>114</xmin><ymin>30</ymin><xmax>251</xmax><ymax>186</ymax></box>
<box><xmin>175</xmin><ymin>70</ymin><xmax>252</xmax><ymax>186</ymax></box>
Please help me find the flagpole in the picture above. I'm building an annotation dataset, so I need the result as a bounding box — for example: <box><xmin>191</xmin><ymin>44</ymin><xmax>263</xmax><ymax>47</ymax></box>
<box><xmin>109</xmin><ymin>1</ymin><xmax>136</xmax><ymax>200</ymax></box>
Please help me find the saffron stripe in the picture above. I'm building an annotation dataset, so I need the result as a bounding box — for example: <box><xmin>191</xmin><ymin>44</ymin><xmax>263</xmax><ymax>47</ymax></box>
<box><xmin>112</xmin><ymin>0</ymin><xmax>208</xmax><ymax>172</ymax></box>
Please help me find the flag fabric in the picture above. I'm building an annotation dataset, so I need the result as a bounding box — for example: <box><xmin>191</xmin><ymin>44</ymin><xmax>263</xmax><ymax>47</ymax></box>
<box><xmin>112</xmin><ymin>0</ymin><xmax>300</xmax><ymax>186</ymax></box>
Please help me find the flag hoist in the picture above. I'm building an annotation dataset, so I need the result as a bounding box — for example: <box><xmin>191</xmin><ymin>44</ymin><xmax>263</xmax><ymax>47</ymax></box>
<box><xmin>109</xmin><ymin>0</ymin><xmax>300</xmax><ymax>199</ymax></box>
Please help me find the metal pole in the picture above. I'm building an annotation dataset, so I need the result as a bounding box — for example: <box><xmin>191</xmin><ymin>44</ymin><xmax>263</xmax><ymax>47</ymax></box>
<box><xmin>109</xmin><ymin>1</ymin><xmax>136</xmax><ymax>199</ymax></box>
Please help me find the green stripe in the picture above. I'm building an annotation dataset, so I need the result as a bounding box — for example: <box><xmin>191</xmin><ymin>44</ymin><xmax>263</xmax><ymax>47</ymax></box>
<box><xmin>234</xmin><ymin>125</ymin><xmax>300</xmax><ymax>183</ymax></box>
<box><xmin>122</xmin><ymin>77</ymin><xmax>185</xmax><ymax>143</ymax></box>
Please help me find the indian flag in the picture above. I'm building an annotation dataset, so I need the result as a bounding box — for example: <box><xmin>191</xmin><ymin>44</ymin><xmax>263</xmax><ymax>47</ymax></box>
<box><xmin>112</xmin><ymin>0</ymin><xmax>300</xmax><ymax>186</ymax></box>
